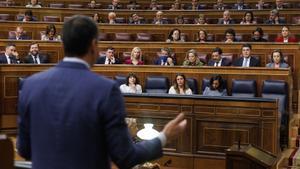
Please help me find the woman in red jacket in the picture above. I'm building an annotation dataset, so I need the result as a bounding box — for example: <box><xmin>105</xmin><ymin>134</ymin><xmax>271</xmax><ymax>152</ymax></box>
<box><xmin>275</xmin><ymin>26</ymin><xmax>298</xmax><ymax>43</ymax></box>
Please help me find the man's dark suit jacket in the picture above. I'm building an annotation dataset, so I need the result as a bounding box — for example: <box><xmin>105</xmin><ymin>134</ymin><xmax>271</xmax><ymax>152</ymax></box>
<box><xmin>232</xmin><ymin>4</ymin><xmax>250</xmax><ymax>9</ymax></box>
<box><xmin>107</xmin><ymin>4</ymin><xmax>122</xmax><ymax>9</ymax></box>
<box><xmin>232</xmin><ymin>56</ymin><xmax>260</xmax><ymax>67</ymax></box>
<box><xmin>17</xmin><ymin>61</ymin><xmax>163</xmax><ymax>169</ymax></box>
<box><xmin>217</xmin><ymin>18</ymin><xmax>235</xmax><ymax>24</ymax></box>
<box><xmin>96</xmin><ymin>56</ymin><xmax>121</xmax><ymax>64</ymax></box>
<box><xmin>0</xmin><ymin>54</ymin><xmax>20</xmax><ymax>64</ymax></box>
<box><xmin>264</xmin><ymin>18</ymin><xmax>286</xmax><ymax>24</ymax></box>
<box><xmin>207</xmin><ymin>58</ymin><xmax>231</xmax><ymax>66</ymax></box>
<box><xmin>23</xmin><ymin>54</ymin><xmax>49</xmax><ymax>64</ymax></box>
<box><xmin>8</xmin><ymin>34</ymin><xmax>31</xmax><ymax>40</ymax></box>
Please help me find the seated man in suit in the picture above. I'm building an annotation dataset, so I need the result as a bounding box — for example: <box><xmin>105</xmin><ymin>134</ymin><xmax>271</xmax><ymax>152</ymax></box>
<box><xmin>107</xmin><ymin>0</ymin><xmax>122</xmax><ymax>9</ymax></box>
<box><xmin>274</xmin><ymin>0</ymin><xmax>284</xmax><ymax>9</ymax></box>
<box><xmin>17</xmin><ymin>15</ymin><xmax>187</xmax><ymax>169</ymax></box>
<box><xmin>264</xmin><ymin>9</ymin><xmax>286</xmax><ymax>24</ymax></box>
<box><xmin>0</xmin><ymin>43</ymin><xmax>21</xmax><ymax>64</ymax></box>
<box><xmin>152</xmin><ymin>11</ymin><xmax>168</xmax><ymax>24</ymax></box>
<box><xmin>24</xmin><ymin>42</ymin><xmax>49</xmax><ymax>64</ymax></box>
<box><xmin>129</xmin><ymin>13</ymin><xmax>144</xmax><ymax>24</ymax></box>
<box><xmin>214</xmin><ymin>0</ymin><xmax>226</xmax><ymax>10</ymax></box>
<box><xmin>18</xmin><ymin>9</ymin><xmax>38</xmax><ymax>22</ymax></box>
<box><xmin>96</xmin><ymin>47</ymin><xmax>121</xmax><ymax>64</ymax></box>
<box><xmin>233</xmin><ymin>43</ymin><xmax>260</xmax><ymax>67</ymax></box>
<box><xmin>217</xmin><ymin>10</ymin><xmax>235</xmax><ymax>24</ymax></box>
<box><xmin>8</xmin><ymin>26</ymin><xmax>30</xmax><ymax>40</ymax></box>
<box><xmin>233</xmin><ymin>0</ymin><xmax>250</xmax><ymax>10</ymax></box>
<box><xmin>207</xmin><ymin>47</ymin><xmax>231</xmax><ymax>67</ymax></box>
<box><xmin>185</xmin><ymin>0</ymin><xmax>203</xmax><ymax>10</ymax></box>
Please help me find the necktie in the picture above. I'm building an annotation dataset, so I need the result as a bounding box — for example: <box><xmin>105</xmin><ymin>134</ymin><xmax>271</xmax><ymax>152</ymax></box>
<box><xmin>108</xmin><ymin>59</ymin><xmax>111</xmax><ymax>64</ymax></box>
<box><xmin>34</xmin><ymin>56</ymin><xmax>38</xmax><ymax>64</ymax></box>
<box><xmin>215</xmin><ymin>61</ymin><xmax>219</xmax><ymax>67</ymax></box>
<box><xmin>9</xmin><ymin>56</ymin><xmax>15</xmax><ymax>64</ymax></box>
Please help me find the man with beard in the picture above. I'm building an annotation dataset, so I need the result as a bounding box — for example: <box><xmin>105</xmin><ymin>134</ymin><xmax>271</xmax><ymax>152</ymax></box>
<box><xmin>0</xmin><ymin>43</ymin><xmax>21</xmax><ymax>64</ymax></box>
<box><xmin>24</xmin><ymin>42</ymin><xmax>49</xmax><ymax>64</ymax></box>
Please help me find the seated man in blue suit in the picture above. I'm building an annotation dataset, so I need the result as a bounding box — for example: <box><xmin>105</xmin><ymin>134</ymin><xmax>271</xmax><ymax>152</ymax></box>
<box><xmin>232</xmin><ymin>43</ymin><xmax>260</xmax><ymax>67</ymax></box>
<box><xmin>0</xmin><ymin>43</ymin><xmax>21</xmax><ymax>64</ymax></box>
<box><xmin>17</xmin><ymin>15</ymin><xmax>187</xmax><ymax>169</ymax></box>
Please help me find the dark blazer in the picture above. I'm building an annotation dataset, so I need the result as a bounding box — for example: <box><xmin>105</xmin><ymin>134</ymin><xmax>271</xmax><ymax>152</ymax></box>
<box><xmin>129</xmin><ymin>19</ymin><xmax>145</xmax><ymax>24</ymax></box>
<box><xmin>152</xmin><ymin>19</ymin><xmax>168</xmax><ymax>24</ymax></box>
<box><xmin>207</xmin><ymin>58</ymin><xmax>231</xmax><ymax>66</ymax></box>
<box><xmin>107</xmin><ymin>4</ymin><xmax>122</xmax><ymax>9</ymax></box>
<box><xmin>0</xmin><ymin>54</ymin><xmax>20</xmax><ymax>64</ymax></box>
<box><xmin>217</xmin><ymin>18</ymin><xmax>235</xmax><ymax>24</ymax></box>
<box><xmin>264</xmin><ymin>18</ymin><xmax>286</xmax><ymax>24</ymax></box>
<box><xmin>17</xmin><ymin>61</ymin><xmax>163</xmax><ymax>169</ymax></box>
<box><xmin>232</xmin><ymin>56</ymin><xmax>260</xmax><ymax>67</ymax></box>
<box><xmin>8</xmin><ymin>34</ymin><xmax>31</xmax><ymax>40</ymax></box>
<box><xmin>24</xmin><ymin>54</ymin><xmax>49</xmax><ymax>64</ymax></box>
<box><xmin>232</xmin><ymin>4</ymin><xmax>250</xmax><ymax>9</ymax></box>
<box><xmin>96</xmin><ymin>56</ymin><xmax>121</xmax><ymax>64</ymax></box>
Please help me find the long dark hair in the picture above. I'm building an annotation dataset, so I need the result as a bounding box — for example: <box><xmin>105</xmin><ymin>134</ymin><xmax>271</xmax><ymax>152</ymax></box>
<box><xmin>167</xmin><ymin>28</ymin><xmax>181</xmax><ymax>41</ymax></box>
<box><xmin>173</xmin><ymin>73</ymin><xmax>189</xmax><ymax>94</ymax></box>
<box><xmin>126</xmin><ymin>73</ymin><xmax>139</xmax><ymax>86</ymax></box>
<box><xmin>270</xmin><ymin>49</ymin><xmax>284</xmax><ymax>63</ymax></box>
<box><xmin>242</xmin><ymin>11</ymin><xmax>254</xmax><ymax>23</ymax></box>
<box><xmin>209</xmin><ymin>75</ymin><xmax>225</xmax><ymax>92</ymax></box>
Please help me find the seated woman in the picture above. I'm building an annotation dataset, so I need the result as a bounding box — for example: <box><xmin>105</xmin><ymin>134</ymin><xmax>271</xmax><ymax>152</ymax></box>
<box><xmin>195</xmin><ymin>29</ymin><xmax>207</xmax><ymax>42</ymax></box>
<box><xmin>266</xmin><ymin>49</ymin><xmax>289</xmax><ymax>68</ymax></box>
<box><xmin>25</xmin><ymin>0</ymin><xmax>41</xmax><ymax>8</ymax></box>
<box><xmin>203</xmin><ymin>75</ymin><xmax>227</xmax><ymax>96</ymax></box>
<box><xmin>168</xmin><ymin>73</ymin><xmax>192</xmax><ymax>95</ymax></box>
<box><xmin>182</xmin><ymin>49</ymin><xmax>204</xmax><ymax>66</ymax></box>
<box><xmin>195</xmin><ymin>14</ymin><xmax>207</xmax><ymax>25</ymax></box>
<box><xmin>107</xmin><ymin>12</ymin><xmax>116</xmax><ymax>24</ymax></box>
<box><xmin>41</xmin><ymin>24</ymin><xmax>61</xmax><ymax>41</ymax></box>
<box><xmin>120</xmin><ymin>73</ymin><xmax>142</xmax><ymax>94</ymax></box>
<box><xmin>240</xmin><ymin>11</ymin><xmax>257</xmax><ymax>24</ymax></box>
<box><xmin>174</xmin><ymin>15</ymin><xmax>184</xmax><ymax>24</ymax></box>
<box><xmin>275</xmin><ymin>26</ymin><xmax>298</xmax><ymax>43</ymax></box>
<box><xmin>166</xmin><ymin>28</ymin><xmax>185</xmax><ymax>42</ymax></box>
<box><xmin>154</xmin><ymin>47</ymin><xmax>176</xmax><ymax>66</ymax></box>
<box><xmin>251</xmin><ymin>27</ymin><xmax>268</xmax><ymax>42</ymax></box>
<box><xmin>125</xmin><ymin>47</ymin><xmax>144</xmax><ymax>65</ymax></box>
<box><xmin>224</xmin><ymin>28</ymin><xmax>238</xmax><ymax>43</ymax></box>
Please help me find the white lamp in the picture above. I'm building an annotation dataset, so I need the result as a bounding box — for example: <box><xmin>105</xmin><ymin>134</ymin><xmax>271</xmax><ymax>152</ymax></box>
<box><xmin>137</xmin><ymin>123</ymin><xmax>160</xmax><ymax>140</ymax></box>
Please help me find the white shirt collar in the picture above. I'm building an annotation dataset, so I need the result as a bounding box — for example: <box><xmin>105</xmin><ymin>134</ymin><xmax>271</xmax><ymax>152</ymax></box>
<box><xmin>63</xmin><ymin>57</ymin><xmax>90</xmax><ymax>69</ymax></box>
<box><xmin>105</xmin><ymin>56</ymin><xmax>115</xmax><ymax>64</ymax></box>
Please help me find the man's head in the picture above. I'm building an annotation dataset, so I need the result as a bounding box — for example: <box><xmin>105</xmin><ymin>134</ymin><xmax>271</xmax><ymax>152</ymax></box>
<box><xmin>276</xmin><ymin>0</ymin><xmax>283</xmax><ymax>7</ymax></box>
<box><xmin>24</xmin><ymin>10</ymin><xmax>33</xmax><ymax>21</ymax></box>
<box><xmin>131</xmin><ymin>13</ymin><xmax>139</xmax><ymax>22</ymax></box>
<box><xmin>156</xmin><ymin>11</ymin><xmax>163</xmax><ymax>20</ymax></box>
<box><xmin>31</xmin><ymin>0</ymin><xmax>38</xmax><ymax>5</ymax></box>
<box><xmin>90</xmin><ymin>0</ymin><xmax>96</xmax><ymax>8</ymax></box>
<box><xmin>106</xmin><ymin>47</ymin><xmax>115</xmax><ymax>59</ymax></box>
<box><xmin>112</xmin><ymin>0</ymin><xmax>119</xmax><ymax>6</ymax></box>
<box><xmin>29</xmin><ymin>42</ymin><xmax>39</xmax><ymax>56</ymax></box>
<box><xmin>223</xmin><ymin>10</ymin><xmax>230</xmax><ymax>21</ymax></box>
<box><xmin>211</xmin><ymin>47</ymin><xmax>223</xmax><ymax>62</ymax></box>
<box><xmin>15</xmin><ymin>26</ymin><xmax>24</xmax><ymax>37</ymax></box>
<box><xmin>5</xmin><ymin>43</ymin><xmax>16</xmax><ymax>57</ymax></box>
<box><xmin>269</xmin><ymin>9</ymin><xmax>279</xmax><ymax>20</ymax></box>
<box><xmin>62</xmin><ymin>15</ymin><xmax>98</xmax><ymax>64</ymax></box>
<box><xmin>241</xmin><ymin>43</ymin><xmax>252</xmax><ymax>58</ymax></box>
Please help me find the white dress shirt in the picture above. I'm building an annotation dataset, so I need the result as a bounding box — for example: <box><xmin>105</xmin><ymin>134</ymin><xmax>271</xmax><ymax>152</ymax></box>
<box><xmin>168</xmin><ymin>86</ymin><xmax>193</xmax><ymax>95</ymax></box>
<box><xmin>120</xmin><ymin>84</ymin><xmax>142</xmax><ymax>94</ymax></box>
<box><xmin>242</xmin><ymin>57</ymin><xmax>250</xmax><ymax>67</ymax></box>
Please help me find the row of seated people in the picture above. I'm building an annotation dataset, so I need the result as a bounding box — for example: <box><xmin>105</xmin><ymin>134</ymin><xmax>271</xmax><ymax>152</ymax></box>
<box><xmin>96</xmin><ymin>10</ymin><xmax>291</xmax><ymax>24</ymax></box>
<box><xmin>96</xmin><ymin>45</ymin><xmax>290</xmax><ymax>68</ymax></box>
<box><xmin>1</xmin><ymin>0</ymin><xmax>298</xmax><ymax>10</ymax></box>
<box><xmin>7</xmin><ymin>24</ymin><xmax>298</xmax><ymax>44</ymax></box>
<box><xmin>117</xmin><ymin>72</ymin><xmax>289</xmax><ymax>141</ymax></box>
<box><xmin>116</xmin><ymin>73</ymin><xmax>288</xmax><ymax>119</ymax></box>
<box><xmin>0</xmin><ymin>43</ymin><xmax>291</xmax><ymax>69</ymax></box>
<box><xmin>2</xmin><ymin>8</ymin><xmax>298</xmax><ymax>25</ymax></box>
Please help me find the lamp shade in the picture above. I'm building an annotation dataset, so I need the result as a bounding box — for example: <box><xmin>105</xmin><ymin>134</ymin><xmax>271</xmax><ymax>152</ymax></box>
<box><xmin>137</xmin><ymin>123</ymin><xmax>159</xmax><ymax>140</ymax></box>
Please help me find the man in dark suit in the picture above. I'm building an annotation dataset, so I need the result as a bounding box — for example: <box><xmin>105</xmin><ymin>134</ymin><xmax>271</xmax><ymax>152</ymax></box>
<box><xmin>96</xmin><ymin>47</ymin><xmax>121</xmax><ymax>64</ymax></box>
<box><xmin>24</xmin><ymin>42</ymin><xmax>49</xmax><ymax>64</ymax></box>
<box><xmin>8</xmin><ymin>26</ymin><xmax>30</xmax><ymax>40</ymax></box>
<box><xmin>107</xmin><ymin>0</ymin><xmax>122</xmax><ymax>9</ymax></box>
<box><xmin>17</xmin><ymin>15</ymin><xmax>187</xmax><ymax>169</ymax></box>
<box><xmin>232</xmin><ymin>44</ymin><xmax>260</xmax><ymax>67</ymax></box>
<box><xmin>152</xmin><ymin>11</ymin><xmax>168</xmax><ymax>24</ymax></box>
<box><xmin>264</xmin><ymin>9</ymin><xmax>286</xmax><ymax>24</ymax></box>
<box><xmin>207</xmin><ymin>47</ymin><xmax>231</xmax><ymax>67</ymax></box>
<box><xmin>129</xmin><ymin>13</ymin><xmax>145</xmax><ymax>24</ymax></box>
<box><xmin>0</xmin><ymin>43</ymin><xmax>21</xmax><ymax>64</ymax></box>
<box><xmin>217</xmin><ymin>10</ymin><xmax>235</xmax><ymax>24</ymax></box>
<box><xmin>232</xmin><ymin>0</ymin><xmax>250</xmax><ymax>10</ymax></box>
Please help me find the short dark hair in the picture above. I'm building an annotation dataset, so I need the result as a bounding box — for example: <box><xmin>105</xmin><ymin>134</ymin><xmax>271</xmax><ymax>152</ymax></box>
<box><xmin>253</xmin><ymin>27</ymin><xmax>264</xmax><ymax>36</ymax></box>
<box><xmin>242</xmin><ymin>43</ymin><xmax>252</xmax><ymax>50</ymax></box>
<box><xmin>6</xmin><ymin>43</ymin><xmax>16</xmax><ymax>48</ymax></box>
<box><xmin>62</xmin><ymin>15</ymin><xmax>98</xmax><ymax>57</ymax></box>
<box><xmin>209</xmin><ymin>75</ymin><xmax>225</xmax><ymax>92</ymax></box>
<box><xmin>24</xmin><ymin>10</ymin><xmax>33</xmax><ymax>16</ymax></box>
<box><xmin>212</xmin><ymin>47</ymin><xmax>222</xmax><ymax>55</ymax></box>
<box><xmin>271</xmin><ymin>49</ymin><xmax>284</xmax><ymax>63</ymax></box>
<box><xmin>224</xmin><ymin>28</ymin><xmax>236</xmax><ymax>37</ymax></box>
<box><xmin>126</xmin><ymin>73</ymin><xmax>139</xmax><ymax>86</ymax></box>
<box><xmin>46</xmin><ymin>24</ymin><xmax>56</xmax><ymax>35</ymax></box>
<box><xmin>29</xmin><ymin>42</ymin><xmax>39</xmax><ymax>48</ymax></box>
